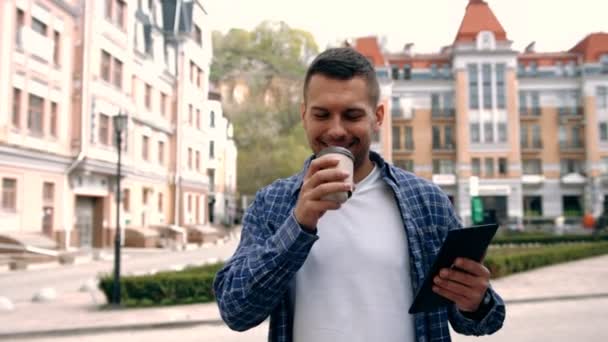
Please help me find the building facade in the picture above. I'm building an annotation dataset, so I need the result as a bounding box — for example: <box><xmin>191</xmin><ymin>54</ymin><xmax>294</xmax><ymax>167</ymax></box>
<box><xmin>0</xmin><ymin>0</ymin><xmax>237</xmax><ymax>251</ymax></box>
<box><xmin>355</xmin><ymin>0</ymin><xmax>608</xmax><ymax>227</ymax></box>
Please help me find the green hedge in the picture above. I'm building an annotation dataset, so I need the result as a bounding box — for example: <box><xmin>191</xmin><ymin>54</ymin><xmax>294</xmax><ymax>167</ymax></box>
<box><xmin>491</xmin><ymin>233</ymin><xmax>608</xmax><ymax>246</ymax></box>
<box><xmin>99</xmin><ymin>242</ymin><xmax>608</xmax><ymax>307</ymax></box>
<box><xmin>486</xmin><ymin>242</ymin><xmax>608</xmax><ymax>278</ymax></box>
<box><xmin>98</xmin><ymin>263</ymin><xmax>223</xmax><ymax>307</ymax></box>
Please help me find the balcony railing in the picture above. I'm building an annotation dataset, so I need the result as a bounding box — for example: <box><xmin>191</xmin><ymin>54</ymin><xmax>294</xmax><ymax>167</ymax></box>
<box><xmin>559</xmin><ymin>141</ymin><xmax>584</xmax><ymax>150</ymax></box>
<box><xmin>519</xmin><ymin>107</ymin><xmax>541</xmax><ymax>117</ymax></box>
<box><xmin>431</xmin><ymin>108</ymin><xmax>456</xmax><ymax>118</ymax></box>
<box><xmin>558</xmin><ymin>106</ymin><xmax>584</xmax><ymax>117</ymax></box>
<box><xmin>432</xmin><ymin>142</ymin><xmax>456</xmax><ymax>151</ymax></box>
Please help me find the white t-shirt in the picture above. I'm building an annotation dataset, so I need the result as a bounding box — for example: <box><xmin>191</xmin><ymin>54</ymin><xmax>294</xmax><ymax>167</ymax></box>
<box><xmin>294</xmin><ymin>165</ymin><xmax>416</xmax><ymax>342</ymax></box>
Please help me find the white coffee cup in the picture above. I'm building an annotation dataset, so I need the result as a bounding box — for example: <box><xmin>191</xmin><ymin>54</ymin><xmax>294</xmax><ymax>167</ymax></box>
<box><xmin>316</xmin><ymin>146</ymin><xmax>354</xmax><ymax>204</ymax></box>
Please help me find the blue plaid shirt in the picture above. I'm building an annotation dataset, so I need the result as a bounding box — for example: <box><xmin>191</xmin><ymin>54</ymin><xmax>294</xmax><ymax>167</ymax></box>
<box><xmin>214</xmin><ymin>152</ymin><xmax>505</xmax><ymax>342</ymax></box>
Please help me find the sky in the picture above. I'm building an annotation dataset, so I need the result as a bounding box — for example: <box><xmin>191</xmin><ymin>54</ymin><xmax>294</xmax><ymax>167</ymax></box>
<box><xmin>204</xmin><ymin>0</ymin><xmax>608</xmax><ymax>54</ymax></box>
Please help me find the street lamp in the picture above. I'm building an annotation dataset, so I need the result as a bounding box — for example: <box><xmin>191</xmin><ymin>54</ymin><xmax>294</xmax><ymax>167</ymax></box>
<box><xmin>112</xmin><ymin>111</ymin><xmax>128</xmax><ymax>305</ymax></box>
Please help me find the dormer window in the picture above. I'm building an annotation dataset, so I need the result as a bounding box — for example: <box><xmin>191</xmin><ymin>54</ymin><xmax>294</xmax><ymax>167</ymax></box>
<box><xmin>477</xmin><ymin>31</ymin><xmax>496</xmax><ymax>50</ymax></box>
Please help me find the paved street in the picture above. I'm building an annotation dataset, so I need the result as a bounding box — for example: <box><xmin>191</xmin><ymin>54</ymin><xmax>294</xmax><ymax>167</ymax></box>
<box><xmin>21</xmin><ymin>297</ymin><xmax>608</xmax><ymax>342</ymax></box>
<box><xmin>0</xmin><ymin>237</ymin><xmax>239</xmax><ymax>303</ymax></box>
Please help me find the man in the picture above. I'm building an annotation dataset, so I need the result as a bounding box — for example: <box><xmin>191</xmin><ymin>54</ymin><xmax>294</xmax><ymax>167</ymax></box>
<box><xmin>214</xmin><ymin>48</ymin><xmax>505</xmax><ymax>342</ymax></box>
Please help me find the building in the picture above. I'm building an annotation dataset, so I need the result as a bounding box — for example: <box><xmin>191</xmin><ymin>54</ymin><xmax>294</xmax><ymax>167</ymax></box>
<box><xmin>0</xmin><ymin>0</ymin><xmax>237</xmax><ymax>251</ymax></box>
<box><xmin>354</xmin><ymin>0</ymin><xmax>608</xmax><ymax>227</ymax></box>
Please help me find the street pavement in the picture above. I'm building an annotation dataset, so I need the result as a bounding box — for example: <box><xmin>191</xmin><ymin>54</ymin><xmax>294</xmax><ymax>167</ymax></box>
<box><xmin>0</xmin><ymin>237</ymin><xmax>607</xmax><ymax>341</ymax></box>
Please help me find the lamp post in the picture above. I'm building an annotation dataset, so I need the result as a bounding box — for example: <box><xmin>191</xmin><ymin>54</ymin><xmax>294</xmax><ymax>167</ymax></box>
<box><xmin>112</xmin><ymin>112</ymin><xmax>128</xmax><ymax>305</ymax></box>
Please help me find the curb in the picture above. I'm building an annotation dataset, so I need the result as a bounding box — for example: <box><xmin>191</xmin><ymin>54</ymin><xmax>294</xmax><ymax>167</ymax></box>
<box><xmin>0</xmin><ymin>318</ymin><xmax>226</xmax><ymax>340</ymax></box>
<box><xmin>504</xmin><ymin>292</ymin><xmax>608</xmax><ymax>305</ymax></box>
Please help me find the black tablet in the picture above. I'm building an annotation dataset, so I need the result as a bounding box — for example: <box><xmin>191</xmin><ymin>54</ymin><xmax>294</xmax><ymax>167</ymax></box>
<box><xmin>408</xmin><ymin>223</ymin><xmax>499</xmax><ymax>314</ymax></box>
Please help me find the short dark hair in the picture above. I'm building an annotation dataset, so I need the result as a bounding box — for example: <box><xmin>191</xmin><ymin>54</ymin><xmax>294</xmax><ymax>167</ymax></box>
<box><xmin>303</xmin><ymin>48</ymin><xmax>380</xmax><ymax>106</ymax></box>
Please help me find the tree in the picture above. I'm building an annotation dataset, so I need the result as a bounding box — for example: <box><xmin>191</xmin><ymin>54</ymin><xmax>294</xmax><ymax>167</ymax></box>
<box><xmin>211</xmin><ymin>21</ymin><xmax>319</xmax><ymax>196</ymax></box>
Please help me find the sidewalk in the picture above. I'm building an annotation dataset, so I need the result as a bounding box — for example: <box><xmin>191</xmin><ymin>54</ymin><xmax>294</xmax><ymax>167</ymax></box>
<box><xmin>1</xmin><ymin>254</ymin><xmax>607</xmax><ymax>340</ymax></box>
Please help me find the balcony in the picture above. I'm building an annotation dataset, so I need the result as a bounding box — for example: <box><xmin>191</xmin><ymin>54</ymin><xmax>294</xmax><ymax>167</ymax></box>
<box><xmin>431</xmin><ymin>108</ymin><xmax>455</xmax><ymax>120</ymax></box>
<box><xmin>558</xmin><ymin>107</ymin><xmax>584</xmax><ymax>119</ymax></box>
<box><xmin>522</xmin><ymin>174</ymin><xmax>545</xmax><ymax>185</ymax></box>
<box><xmin>561</xmin><ymin>173</ymin><xmax>586</xmax><ymax>185</ymax></box>
<box><xmin>392</xmin><ymin>108</ymin><xmax>414</xmax><ymax>120</ymax></box>
<box><xmin>521</xmin><ymin>140</ymin><xmax>543</xmax><ymax>152</ymax></box>
<box><xmin>432</xmin><ymin>142</ymin><xmax>456</xmax><ymax>153</ymax></box>
<box><xmin>16</xmin><ymin>26</ymin><xmax>54</xmax><ymax>62</ymax></box>
<box><xmin>519</xmin><ymin>107</ymin><xmax>541</xmax><ymax>118</ymax></box>
<box><xmin>432</xmin><ymin>174</ymin><xmax>456</xmax><ymax>186</ymax></box>
<box><xmin>559</xmin><ymin>141</ymin><xmax>584</xmax><ymax>152</ymax></box>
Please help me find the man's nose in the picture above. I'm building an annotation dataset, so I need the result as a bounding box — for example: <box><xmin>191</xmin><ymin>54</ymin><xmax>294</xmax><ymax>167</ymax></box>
<box><xmin>326</xmin><ymin>117</ymin><xmax>347</xmax><ymax>140</ymax></box>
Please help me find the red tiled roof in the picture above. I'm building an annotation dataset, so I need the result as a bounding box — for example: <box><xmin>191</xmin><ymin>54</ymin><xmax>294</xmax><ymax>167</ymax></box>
<box><xmin>454</xmin><ymin>0</ymin><xmax>507</xmax><ymax>43</ymax></box>
<box><xmin>354</xmin><ymin>36</ymin><xmax>385</xmax><ymax>67</ymax></box>
<box><xmin>569</xmin><ymin>32</ymin><xmax>608</xmax><ymax>63</ymax></box>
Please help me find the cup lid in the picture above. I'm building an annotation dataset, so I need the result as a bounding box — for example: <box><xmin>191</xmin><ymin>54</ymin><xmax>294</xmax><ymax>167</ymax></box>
<box><xmin>316</xmin><ymin>146</ymin><xmax>354</xmax><ymax>161</ymax></box>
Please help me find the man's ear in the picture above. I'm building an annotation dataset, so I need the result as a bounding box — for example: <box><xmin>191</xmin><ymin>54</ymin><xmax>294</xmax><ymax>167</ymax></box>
<box><xmin>374</xmin><ymin>103</ymin><xmax>385</xmax><ymax>129</ymax></box>
<box><xmin>300</xmin><ymin>101</ymin><xmax>307</xmax><ymax>128</ymax></box>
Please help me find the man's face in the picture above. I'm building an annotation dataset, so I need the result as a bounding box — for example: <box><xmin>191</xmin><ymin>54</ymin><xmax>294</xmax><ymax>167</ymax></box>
<box><xmin>301</xmin><ymin>74</ymin><xmax>384</xmax><ymax>170</ymax></box>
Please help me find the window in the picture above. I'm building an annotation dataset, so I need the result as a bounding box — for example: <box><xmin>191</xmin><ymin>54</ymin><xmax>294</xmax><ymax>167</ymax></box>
<box><xmin>160</xmin><ymin>93</ymin><xmax>167</xmax><ymax>117</ymax></box>
<box><xmin>519</xmin><ymin>91</ymin><xmax>527</xmax><ymax>115</ymax></box>
<box><xmin>43</xmin><ymin>182</ymin><xmax>55</xmax><ymax>202</ymax></box>
<box><xmin>53</xmin><ymin>31</ymin><xmax>61</xmax><ymax>66</ymax></box>
<box><xmin>187</xmin><ymin>148</ymin><xmax>193</xmax><ymax>169</ymax></box>
<box><xmin>432</xmin><ymin>126</ymin><xmax>441</xmax><ymax>149</ymax></box>
<box><xmin>444</xmin><ymin>126</ymin><xmax>454</xmax><ymax>149</ymax></box>
<box><xmin>99</xmin><ymin>114</ymin><xmax>110</xmax><ymax>145</ymax></box>
<box><xmin>113</xmin><ymin>58</ymin><xmax>123</xmax><ymax>88</ymax></box>
<box><xmin>210</xmin><ymin>110</ymin><xmax>215</xmax><ymax>127</ymax></box>
<box><xmin>600</xmin><ymin>123</ymin><xmax>608</xmax><ymax>142</ymax></box>
<box><xmin>572</xmin><ymin>125</ymin><xmax>583</xmax><ymax>148</ymax></box>
<box><xmin>443</xmin><ymin>92</ymin><xmax>454</xmax><ymax>117</ymax></box>
<box><xmin>145</xmin><ymin>84</ymin><xmax>152</xmax><ymax>109</ymax></box>
<box><xmin>484</xmin><ymin>121</ymin><xmax>494</xmax><ymax>142</ymax></box>
<box><xmin>391</xmin><ymin>97</ymin><xmax>401</xmax><ymax>117</ymax></box>
<box><xmin>432</xmin><ymin>159</ymin><xmax>455</xmax><ymax>174</ymax></box>
<box><xmin>158</xmin><ymin>192</ymin><xmax>163</xmax><ymax>211</ymax></box>
<box><xmin>496</xmin><ymin>64</ymin><xmax>506</xmax><ymax>109</ymax></box>
<box><xmin>209</xmin><ymin>141</ymin><xmax>215</xmax><ymax>159</ymax></box>
<box><xmin>498</xmin><ymin>158</ymin><xmax>508</xmax><ymax>175</ymax></box>
<box><xmin>188</xmin><ymin>105</ymin><xmax>193</xmax><ymax>125</ymax></box>
<box><xmin>195</xmin><ymin>151</ymin><xmax>200</xmax><ymax>171</ymax></box>
<box><xmin>531</xmin><ymin>125</ymin><xmax>542</xmax><ymax>147</ymax></box>
<box><xmin>142</xmin><ymin>188</ymin><xmax>149</xmax><ymax>205</ymax></box>
<box><xmin>560</xmin><ymin>159</ymin><xmax>584</xmax><ymax>175</ymax></box>
<box><xmin>597</xmin><ymin>87</ymin><xmax>608</xmax><ymax>109</ymax></box>
<box><xmin>431</xmin><ymin>64</ymin><xmax>438</xmax><ymax>78</ymax></box>
<box><xmin>404</xmin><ymin>127</ymin><xmax>414</xmax><ymax>149</ymax></box>
<box><xmin>394</xmin><ymin>159</ymin><xmax>414</xmax><ymax>172</ymax></box>
<box><xmin>12</xmin><ymin>88</ymin><xmax>21</xmax><ymax>128</ymax></box>
<box><xmin>523</xmin><ymin>159</ymin><xmax>542</xmax><ymax>175</ymax></box>
<box><xmin>482</xmin><ymin>64</ymin><xmax>492</xmax><ymax>109</ymax></box>
<box><xmin>2</xmin><ymin>178</ymin><xmax>17</xmax><ymax>211</ymax></box>
<box><xmin>485</xmin><ymin>158</ymin><xmax>495</xmax><ymax>177</ymax></box>
<box><xmin>190</xmin><ymin>61</ymin><xmax>196</xmax><ymax>83</ymax></box>
<box><xmin>563</xmin><ymin>196</ymin><xmax>583</xmax><ymax>217</ymax></box>
<box><xmin>158</xmin><ymin>141</ymin><xmax>164</xmax><ymax>164</ymax></box>
<box><xmin>391</xmin><ymin>65</ymin><xmax>399</xmax><ymax>80</ymax></box>
<box><xmin>498</xmin><ymin>122</ymin><xmax>507</xmax><ymax>142</ymax></box>
<box><xmin>472</xmin><ymin>158</ymin><xmax>481</xmax><ymax>176</ymax></box>
<box><xmin>105</xmin><ymin>0</ymin><xmax>113</xmax><ymax>20</ymax></box>
<box><xmin>524</xmin><ymin>196</ymin><xmax>543</xmax><ymax>217</ymax></box>
<box><xmin>142</xmin><ymin>136</ymin><xmax>149</xmax><ymax>160</ymax></box>
<box><xmin>531</xmin><ymin>91</ymin><xmax>540</xmax><ymax>115</ymax></box>
<box><xmin>470</xmin><ymin>123</ymin><xmax>480</xmax><ymax>143</ymax></box>
<box><xmin>431</xmin><ymin>93</ymin><xmax>440</xmax><ymax>117</ymax></box>
<box><xmin>116</xmin><ymin>0</ymin><xmax>126</xmax><ymax>29</ymax></box>
<box><xmin>194</xmin><ymin>25</ymin><xmax>202</xmax><ymax>46</ymax></box>
<box><xmin>16</xmin><ymin>9</ymin><xmax>24</xmax><ymax>45</ymax></box>
<box><xmin>28</xmin><ymin>94</ymin><xmax>44</xmax><ymax>135</ymax></box>
<box><xmin>392</xmin><ymin>126</ymin><xmax>401</xmax><ymax>150</ymax></box>
<box><xmin>31</xmin><ymin>18</ymin><xmax>47</xmax><ymax>36</ymax></box>
<box><xmin>122</xmin><ymin>188</ymin><xmax>130</xmax><ymax>211</ymax></box>
<box><xmin>208</xmin><ymin>169</ymin><xmax>215</xmax><ymax>192</ymax></box>
<box><xmin>468</xmin><ymin>64</ymin><xmax>479</xmax><ymax>109</ymax></box>
<box><xmin>529</xmin><ymin>61</ymin><xmax>538</xmax><ymax>76</ymax></box>
<box><xmin>520</xmin><ymin>125</ymin><xmax>529</xmax><ymax>148</ymax></box>
<box><xmin>50</xmin><ymin>102</ymin><xmax>58</xmax><ymax>137</ymax></box>
<box><xmin>187</xmin><ymin>194</ymin><xmax>192</xmax><ymax>212</ymax></box>
<box><xmin>101</xmin><ymin>51</ymin><xmax>111</xmax><ymax>82</ymax></box>
<box><xmin>196</xmin><ymin>109</ymin><xmax>201</xmax><ymax>129</ymax></box>
<box><xmin>403</xmin><ymin>64</ymin><xmax>411</xmax><ymax>80</ymax></box>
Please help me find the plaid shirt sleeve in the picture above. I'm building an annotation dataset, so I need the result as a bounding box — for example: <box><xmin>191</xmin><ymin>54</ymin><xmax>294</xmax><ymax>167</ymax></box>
<box><xmin>443</xmin><ymin>197</ymin><xmax>506</xmax><ymax>336</ymax></box>
<box><xmin>213</xmin><ymin>188</ymin><xmax>317</xmax><ymax>332</ymax></box>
